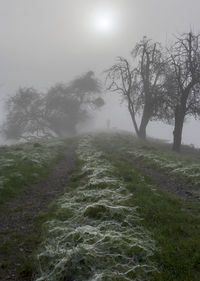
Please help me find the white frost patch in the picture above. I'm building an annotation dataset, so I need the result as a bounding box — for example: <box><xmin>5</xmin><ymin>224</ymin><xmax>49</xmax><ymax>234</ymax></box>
<box><xmin>0</xmin><ymin>139</ymin><xmax>66</xmax><ymax>194</ymax></box>
<box><xmin>35</xmin><ymin>135</ymin><xmax>157</xmax><ymax>281</ymax></box>
<box><xmin>130</xmin><ymin>150</ymin><xmax>200</xmax><ymax>188</ymax></box>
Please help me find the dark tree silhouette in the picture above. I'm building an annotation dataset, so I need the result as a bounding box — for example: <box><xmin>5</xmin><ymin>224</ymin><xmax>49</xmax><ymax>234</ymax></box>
<box><xmin>106</xmin><ymin>57</ymin><xmax>140</xmax><ymax>136</ymax></box>
<box><xmin>4</xmin><ymin>88</ymin><xmax>47</xmax><ymax>141</ymax></box>
<box><xmin>3</xmin><ymin>71</ymin><xmax>104</xmax><ymax>141</ymax></box>
<box><xmin>45</xmin><ymin>84</ymin><xmax>88</xmax><ymax>137</ymax></box>
<box><xmin>106</xmin><ymin>37</ymin><xmax>166</xmax><ymax>140</ymax></box>
<box><xmin>166</xmin><ymin>32</ymin><xmax>200</xmax><ymax>152</ymax></box>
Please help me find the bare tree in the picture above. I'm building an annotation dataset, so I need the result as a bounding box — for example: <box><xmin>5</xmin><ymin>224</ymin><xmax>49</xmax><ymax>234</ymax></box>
<box><xmin>106</xmin><ymin>37</ymin><xmax>166</xmax><ymax>140</ymax></box>
<box><xmin>105</xmin><ymin>56</ymin><xmax>140</xmax><ymax>136</ymax></box>
<box><xmin>167</xmin><ymin>32</ymin><xmax>200</xmax><ymax>152</ymax></box>
<box><xmin>132</xmin><ymin>37</ymin><xmax>166</xmax><ymax>139</ymax></box>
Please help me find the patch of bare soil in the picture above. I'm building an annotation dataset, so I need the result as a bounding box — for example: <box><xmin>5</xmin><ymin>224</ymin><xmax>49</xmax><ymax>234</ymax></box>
<box><xmin>129</xmin><ymin>156</ymin><xmax>200</xmax><ymax>202</ymax></box>
<box><xmin>0</xmin><ymin>142</ymin><xmax>77</xmax><ymax>281</ymax></box>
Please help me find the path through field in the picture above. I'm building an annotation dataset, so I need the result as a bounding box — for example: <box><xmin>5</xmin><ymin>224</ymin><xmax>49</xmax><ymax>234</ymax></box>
<box><xmin>0</xmin><ymin>142</ymin><xmax>76</xmax><ymax>281</ymax></box>
<box><xmin>1</xmin><ymin>132</ymin><xmax>200</xmax><ymax>281</ymax></box>
<box><xmin>35</xmin><ymin>135</ymin><xmax>157</xmax><ymax>281</ymax></box>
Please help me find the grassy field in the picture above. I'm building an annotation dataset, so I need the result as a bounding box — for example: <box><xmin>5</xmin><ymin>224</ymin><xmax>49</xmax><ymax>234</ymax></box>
<box><xmin>97</xmin><ymin>131</ymin><xmax>200</xmax><ymax>191</ymax></box>
<box><xmin>1</xmin><ymin>132</ymin><xmax>200</xmax><ymax>281</ymax></box>
<box><xmin>33</xmin><ymin>132</ymin><xmax>200</xmax><ymax>281</ymax></box>
<box><xmin>0</xmin><ymin>137</ymin><xmax>75</xmax><ymax>281</ymax></box>
<box><xmin>95</xmin><ymin>132</ymin><xmax>200</xmax><ymax>281</ymax></box>
<box><xmin>0</xmin><ymin>138</ymin><xmax>70</xmax><ymax>204</ymax></box>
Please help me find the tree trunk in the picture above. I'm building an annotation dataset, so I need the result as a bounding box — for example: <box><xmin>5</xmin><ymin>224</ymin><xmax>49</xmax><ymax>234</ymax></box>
<box><xmin>172</xmin><ymin>107</ymin><xmax>185</xmax><ymax>152</ymax></box>
<box><xmin>128</xmin><ymin>105</ymin><xmax>140</xmax><ymax>137</ymax></box>
<box><xmin>138</xmin><ymin>106</ymin><xmax>151</xmax><ymax>140</ymax></box>
<box><xmin>138</xmin><ymin>122</ymin><xmax>147</xmax><ymax>140</ymax></box>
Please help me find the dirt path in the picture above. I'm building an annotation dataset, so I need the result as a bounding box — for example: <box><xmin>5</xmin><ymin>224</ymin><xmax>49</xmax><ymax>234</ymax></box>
<box><xmin>0</xmin><ymin>142</ymin><xmax>77</xmax><ymax>281</ymax></box>
<box><xmin>126</xmin><ymin>155</ymin><xmax>200</xmax><ymax>202</ymax></box>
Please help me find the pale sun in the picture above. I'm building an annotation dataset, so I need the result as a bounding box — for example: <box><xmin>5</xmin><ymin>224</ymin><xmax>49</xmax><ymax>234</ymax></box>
<box><xmin>89</xmin><ymin>10</ymin><xmax>117</xmax><ymax>35</ymax></box>
<box><xmin>94</xmin><ymin>14</ymin><xmax>114</xmax><ymax>32</ymax></box>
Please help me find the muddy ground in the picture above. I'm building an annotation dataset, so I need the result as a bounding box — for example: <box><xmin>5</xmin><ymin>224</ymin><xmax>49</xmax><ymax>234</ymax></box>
<box><xmin>0</xmin><ymin>143</ymin><xmax>76</xmax><ymax>281</ymax></box>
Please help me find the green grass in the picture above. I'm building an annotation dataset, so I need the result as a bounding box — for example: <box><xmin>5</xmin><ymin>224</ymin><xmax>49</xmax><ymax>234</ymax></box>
<box><xmin>34</xmin><ymin>137</ymin><xmax>158</xmax><ymax>281</ymax></box>
<box><xmin>0</xmin><ymin>137</ymin><xmax>76</xmax><ymax>280</ymax></box>
<box><xmin>2</xmin><ymin>132</ymin><xmax>200</xmax><ymax>280</ymax></box>
<box><xmin>115</xmin><ymin>158</ymin><xmax>200</xmax><ymax>280</ymax></box>
<box><xmin>0</xmin><ymin>138</ymin><xmax>72</xmax><ymax>205</ymax></box>
<box><xmin>95</xmin><ymin>132</ymin><xmax>200</xmax><ymax>281</ymax></box>
<box><xmin>0</xmin><ymin>155</ymin><xmax>79</xmax><ymax>281</ymax></box>
<box><xmin>95</xmin><ymin>131</ymin><xmax>200</xmax><ymax>190</ymax></box>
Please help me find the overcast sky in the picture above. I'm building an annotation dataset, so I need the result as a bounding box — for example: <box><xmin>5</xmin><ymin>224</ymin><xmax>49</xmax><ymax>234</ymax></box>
<box><xmin>0</xmin><ymin>0</ymin><xmax>200</xmax><ymax>146</ymax></box>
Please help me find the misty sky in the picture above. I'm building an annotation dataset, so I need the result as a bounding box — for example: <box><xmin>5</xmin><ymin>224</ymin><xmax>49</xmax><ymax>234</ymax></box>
<box><xmin>0</xmin><ymin>0</ymin><xmax>200</xmax><ymax>146</ymax></box>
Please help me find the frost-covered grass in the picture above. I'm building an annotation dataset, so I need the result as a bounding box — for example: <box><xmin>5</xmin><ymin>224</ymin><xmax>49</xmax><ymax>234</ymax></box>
<box><xmin>94</xmin><ymin>132</ymin><xmax>200</xmax><ymax>281</ymax></box>
<box><xmin>35</xmin><ymin>135</ymin><xmax>157</xmax><ymax>281</ymax></box>
<box><xmin>128</xmin><ymin>149</ymin><xmax>200</xmax><ymax>189</ymax></box>
<box><xmin>96</xmin><ymin>131</ymin><xmax>200</xmax><ymax>191</ymax></box>
<box><xmin>0</xmin><ymin>139</ymin><xmax>69</xmax><ymax>204</ymax></box>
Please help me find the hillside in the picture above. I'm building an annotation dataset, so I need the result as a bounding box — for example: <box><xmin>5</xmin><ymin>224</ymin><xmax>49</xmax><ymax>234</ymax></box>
<box><xmin>0</xmin><ymin>132</ymin><xmax>200</xmax><ymax>281</ymax></box>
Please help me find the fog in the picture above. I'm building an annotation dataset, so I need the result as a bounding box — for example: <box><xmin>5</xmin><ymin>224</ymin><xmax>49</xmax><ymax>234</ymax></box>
<box><xmin>0</xmin><ymin>0</ymin><xmax>200</xmax><ymax>146</ymax></box>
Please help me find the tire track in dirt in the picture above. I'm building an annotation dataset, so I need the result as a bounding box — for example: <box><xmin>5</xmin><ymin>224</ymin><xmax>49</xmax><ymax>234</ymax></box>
<box><xmin>0</xmin><ymin>142</ymin><xmax>77</xmax><ymax>281</ymax></box>
<box><xmin>124</xmin><ymin>152</ymin><xmax>200</xmax><ymax>202</ymax></box>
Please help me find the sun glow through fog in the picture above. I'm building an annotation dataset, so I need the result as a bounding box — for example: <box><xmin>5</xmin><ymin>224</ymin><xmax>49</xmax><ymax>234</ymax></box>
<box><xmin>94</xmin><ymin>14</ymin><xmax>114</xmax><ymax>32</ymax></box>
<box><xmin>89</xmin><ymin>8</ymin><xmax>118</xmax><ymax>36</ymax></box>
